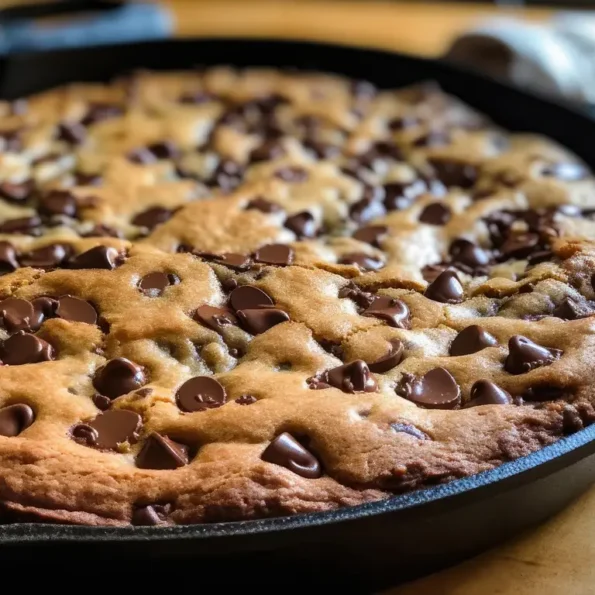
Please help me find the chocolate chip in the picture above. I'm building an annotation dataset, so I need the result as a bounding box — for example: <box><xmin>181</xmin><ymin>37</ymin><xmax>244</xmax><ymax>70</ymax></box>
<box><xmin>38</xmin><ymin>190</ymin><xmax>77</xmax><ymax>218</ymax></box>
<box><xmin>362</xmin><ymin>295</ymin><xmax>410</xmax><ymax>329</ymax></box>
<box><xmin>176</xmin><ymin>376</ymin><xmax>227</xmax><ymax>412</ymax></box>
<box><xmin>465</xmin><ymin>380</ymin><xmax>512</xmax><ymax>408</ymax></box>
<box><xmin>237</xmin><ymin>307</ymin><xmax>290</xmax><ymax>335</ymax></box>
<box><xmin>499</xmin><ymin>232</ymin><xmax>540</xmax><ymax>261</ymax></box>
<box><xmin>424</xmin><ymin>270</ymin><xmax>464</xmax><ymax>303</ymax></box>
<box><xmin>69</xmin><ymin>246</ymin><xmax>120</xmax><ymax>270</ymax></box>
<box><xmin>383</xmin><ymin>179</ymin><xmax>428</xmax><ymax>211</ymax></box>
<box><xmin>81</xmin><ymin>103</ymin><xmax>123</xmax><ymax>127</ymax></box>
<box><xmin>388</xmin><ymin>115</ymin><xmax>420</xmax><ymax>130</ymax></box>
<box><xmin>449</xmin><ymin>238</ymin><xmax>490</xmax><ymax>272</ymax></box>
<box><xmin>0</xmin><ymin>179</ymin><xmax>34</xmax><ymax>203</ymax></box>
<box><xmin>0</xmin><ymin>404</ymin><xmax>35</xmax><ymax>437</ymax></box>
<box><xmin>284</xmin><ymin>211</ymin><xmax>317</xmax><ymax>239</ymax></box>
<box><xmin>250</xmin><ymin>141</ymin><xmax>284</xmax><ymax>163</ymax></box>
<box><xmin>147</xmin><ymin>141</ymin><xmax>178</xmax><ymax>160</ymax></box>
<box><xmin>359</xmin><ymin>141</ymin><xmax>403</xmax><ymax>167</ymax></box>
<box><xmin>254</xmin><ymin>244</ymin><xmax>294</xmax><ymax>266</ymax></box>
<box><xmin>139</xmin><ymin>272</ymin><xmax>179</xmax><ymax>297</ymax></box>
<box><xmin>213</xmin><ymin>253</ymin><xmax>252</xmax><ymax>270</ymax></box>
<box><xmin>73</xmin><ymin>409</ymin><xmax>142</xmax><ymax>450</ymax></box>
<box><xmin>450</xmin><ymin>325</ymin><xmax>497</xmax><ymax>356</ymax></box>
<box><xmin>353</xmin><ymin>225</ymin><xmax>388</xmax><ymax>247</ymax></box>
<box><xmin>132</xmin><ymin>206</ymin><xmax>174</xmax><ymax>229</ymax></box>
<box><xmin>0</xmin><ymin>242</ymin><xmax>18</xmax><ymax>274</ymax></box>
<box><xmin>303</xmin><ymin>140</ymin><xmax>339</xmax><ymax>159</ymax></box>
<box><xmin>19</xmin><ymin>243</ymin><xmax>71</xmax><ymax>269</ymax></box>
<box><xmin>505</xmin><ymin>335</ymin><xmax>561</xmax><ymax>375</ymax></box>
<box><xmin>56</xmin><ymin>296</ymin><xmax>97</xmax><ymax>325</ymax></box>
<box><xmin>82</xmin><ymin>224</ymin><xmax>121</xmax><ymax>239</ymax></box>
<box><xmin>553</xmin><ymin>297</ymin><xmax>584</xmax><ymax>320</ymax></box>
<box><xmin>246</xmin><ymin>198</ymin><xmax>282</xmax><ymax>213</ymax></box>
<box><xmin>0</xmin><ymin>298</ymin><xmax>34</xmax><ymax>333</ymax></box>
<box><xmin>349</xmin><ymin>192</ymin><xmax>386</xmax><ymax>223</ymax></box>
<box><xmin>419</xmin><ymin>202</ymin><xmax>451</xmax><ymax>225</ymax></box>
<box><xmin>93</xmin><ymin>394</ymin><xmax>111</xmax><ymax>411</ymax></box>
<box><xmin>136</xmin><ymin>433</ymin><xmax>189</xmax><ymax>470</ymax></box>
<box><xmin>0</xmin><ymin>331</ymin><xmax>55</xmax><ymax>365</ymax></box>
<box><xmin>0</xmin><ymin>215</ymin><xmax>41</xmax><ymax>234</ymax></box>
<box><xmin>421</xmin><ymin>264</ymin><xmax>450</xmax><ymax>283</ymax></box>
<box><xmin>229</xmin><ymin>286</ymin><xmax>273</xmax><ymax>311</ymax></box>
<box><xmin>338</xmin><ymin>252</ymin><xmax>384</xmax><ymax>271</ymax></box>
<box><xmin>401</xmin><ymin>367</ymin><xmax>461</xmax><ymax>409</ymax></box>
<box><xmin>413</xmin><ymin>130</ymin><xmax>450</xmax><ymax>148</ymax></box>
<box><xmin>74</xmin><ymin>172</ymin><xmax>102</xmax><ymax>187</ymax></box>
<box><xmin>194</xmin><ymin>305</ymin><xmax>238</xmax><ymax>331</ymax></box>
<box><xmin>209</xmin><ymin>160</ymin><xmax>244</xmax><ymax>192</ymax></box>
<box><xmin>261</xmin><ymin>432</ymin><xmax>322</xmax><ymax>479</ymax></box>
<box><xmin>93</xmin><ymin>358</ymin><xmax>146</xmax><ymax>399</ymax></box>
<box><xmin>132</xmin><ymin>503</ymin><xmax>171</xmax><ymax>526</ymax></box>
<box><xmin>31</xmin><ymin>297</ymin><xmax>57</xmax><ymax>329</ymax></box>
<box><xmin>391</xmin><ymin>422</ymin><xmax>428</xmax><ymax>440</ymax></box>
<box><xmin>429</xmin><ymin>158</ymin><xmax>477</xmax><ymax>189</ymax></box>
<box><xmin>542</xmin><ymin>162</ymin><xmax>589</xmax><ymax>182</ymax></box>
<box><xmin>323</xmin><ymin>360</ymin><xmax>377</xmax><ymax>393</ymax></box>
<box><xmin>179</xmin><ymin>91</ymin><xmax>212</xmax><ymax>104</ymax></box>
<box><xmin>127</xmin><ymin>148</ymin><xmax>157</xmax><ymax>165</ymax></box>
<box><xmin>368</xmin><ymin>339</ymin><xmax>404</xmax><ymax>373</ymax></box>
<box><xmin>57</xmin><ymin>122</ymin><xmax>86</xmax><ymax>145</ymax></box>
<box><xmin>523</xmin><ymin>385</ymin><xmax>567</xmax><ymax>402</ymax></box>
<box><xmin>274</xmin><ymin>167</ymin><xmax>308</xmax><ymax>183</ymax></box>
<box><xmin>235</xmin><ymin>395</ymin><xmax>257</xmax><ymax>405</ymax></box>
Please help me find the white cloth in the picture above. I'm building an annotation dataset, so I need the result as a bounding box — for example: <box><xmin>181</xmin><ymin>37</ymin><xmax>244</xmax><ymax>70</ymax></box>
<box><xmin>444</xmin><ymin>12</ymin><xmax>595</xmax><ymax>105</ymax></box>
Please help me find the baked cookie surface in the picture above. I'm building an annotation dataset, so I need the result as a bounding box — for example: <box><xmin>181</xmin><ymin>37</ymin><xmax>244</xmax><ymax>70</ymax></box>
<box><xmin>1</xmin><ymin>68</ymin><xmax>595</xmax><ymax>526</ymax></box>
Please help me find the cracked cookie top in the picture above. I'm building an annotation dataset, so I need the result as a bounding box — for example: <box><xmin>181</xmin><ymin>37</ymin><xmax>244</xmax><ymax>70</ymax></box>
<box><xmin>0</xmin><ymin>68</ymin><xmax>594</xmax><ymax>526</ymax></box>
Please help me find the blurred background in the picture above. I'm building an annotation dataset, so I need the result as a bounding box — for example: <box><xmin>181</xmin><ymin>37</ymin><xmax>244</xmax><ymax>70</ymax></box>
<box><xmin>1</xmin><ymin>0</ymin><xmax>595</xmax><ymax>108</ymax></box>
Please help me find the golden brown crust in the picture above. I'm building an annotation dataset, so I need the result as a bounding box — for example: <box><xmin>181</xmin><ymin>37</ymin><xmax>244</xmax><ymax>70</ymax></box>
<box><xmin>0</xmin><ymin>68</ymin><xmax>594</xmax><ymax>525</ymax></box>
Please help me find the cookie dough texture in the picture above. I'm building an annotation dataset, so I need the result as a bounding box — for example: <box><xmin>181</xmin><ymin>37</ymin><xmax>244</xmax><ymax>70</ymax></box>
<box><xmin>0</xmin><ymin>68</ymin><xmax>594</xmax><ymax>526</ymax></box>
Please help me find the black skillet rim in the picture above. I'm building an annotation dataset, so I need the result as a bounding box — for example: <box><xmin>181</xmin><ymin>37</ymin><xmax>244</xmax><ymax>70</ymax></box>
<box><xmin>1</xmin><ymin>37</ymin><xmax>595</xmax><ymax>544</ymax></box>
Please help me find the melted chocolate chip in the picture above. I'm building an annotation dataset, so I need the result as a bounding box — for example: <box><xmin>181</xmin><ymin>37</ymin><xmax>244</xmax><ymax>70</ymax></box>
<box><xmin>73</xmin><ymin>409</ymin><xmax>142</xmax><ymax>450</ymax></box>
<box><xmin>0</xmin><ymin>242</ymin><xmax>19</xmax><ymax>273</ymax></box>
<box><xmin>505</xmin><ymin>335</ymin><xmax>561</xmax><ymax>375</ymax></box>
<box><xmin>81</xmin><ymin>103</ymin><xmax>123</xmax><ymax>127</ymax></box>
<box><xmin>56</xmin><ymin>296</ymin><xmax>97</xmax><ymax>325</ymax></box>
<box><xmin>353</xmin><ymin>225</ymin><xmax>388</xmax><ymax>247</ymax></box>
<box><xmin>424</xmin><ymin>270</ymin><xmax>464</xmax><ymax>303</ymax></box>
<box><xmin>57</xmin><ymin>122</ymin><xmax>86</xmax><ymax>145</ymax></box>
<box><xmin>429</xmin><ymin>158</ymin><xmax>478</xmax><ymax>189</ymax></box>
<box><xmin>0</xmin><ymin>215</ymin><xmax>41</xmax><ymax>234</ymax></box>
<box><xmin>284</xmin><ymin>211</ymin><xmax>317</xmax><ymax>238</ymax></box>
<box><xmin>176</xmin><ymin>376</ymin><xmax>227</xmax><ymax>412</ymax></box>
<box><xmin>338</xmin><ymin>252</ymin><xmax>384</xmax><ymax>271</ymax></box>
<box><xmin>38</xmin><ymin>191</ymin><xmax>77</xmax><ymax>218</ymax></box>
<box><xmin>349</xmin><ymin>193</ymin><xmax>386</xmax><ymax>223</ymax></box>
<box><xmin>19</xmin><ymin>244</ymin><xmax>71</xmax><ymax>269</ymax></box>
<box><xmin>0</xmin><ymin>331</ymin><xmax>55</xmax><ymax>365</ymax></box>
<box><xmin>383</xmin><ymin>179</ymin><xmax>429</xmax><ymax>211</ymax></box>
<box><xmin>0</xmin><ymin>179</ymin><xmax>35</xmax><ymax>203</ymax></box>
<box><xmin>139</xmin><ymin>272</ymin><xmax>180</xmax><ymax>297</ymax></box>
<box><xmin>229</xmin><ymin>286</ymin><xmax>273</xmax><ymax>311</ymax></box>
<box><xmin>449</xmin><ymin>325</ymin><xmax>497</xmax><ymax>356</ymax></box>
<box><xmin>250</xmin><ymin>140</ymin><xmax>284</xmax><ymax>163</ymax></box>
<box><xmin>235</xmin><ymin>395</ymin><xmax>257</xmax><ymax>405</ymax></box>
<box><xmin>0</xmin><ymin>404</ymin><xmax>35</xmax><ymax>437</ymax></box>
<box><xmin>237</xmin><ymin>307</ymin><xmax>290</xmax><ymax>335</ymax></box>
<box><xmin>400</xmin><ymin>367</ymin><xmax>461</xmax><ymax>409</ymax></box>
<box><xmin>136</xmin><ymin>433</ymin><xmax>189</xmax><ymax>470</ymax></box>
<box><xmin>553</xmin><ymin>297</ymin><xmax>586</xmax><ymax>320</ymax></box>
<box><xmin>465</xmin><ymin>380</ymin><xmax>512</xmax><ymax>408</ymax></box>
<box><xmin>367</xmin><ymin>339</ymin><xmax>404</xmax><ymax>373</ymax></box>
<box><xmin>322</xmin><ymin>360</ymin><xmax>377</xmax><ymax>393</ymax></box>
<box><xmin>209</xmin><ymin>160</ymin><xmax>244</xmax><ymax>192</ymax></box>
<box><xmin>254</xmin><ymin>244</ymin><xmax>294</xmax><ymax>266</ymax></box>
<box><xmin>69</xmin><ymin>246</ymin><xmax>120</xmax><ymax>270</ymax></box>
<box><xmin>93</xmin><ymin>394</ymin><xmax>111</xmax><ymax>411</ymax></box>
<box><xmin>449</xmin><ymin>238</ymin><xmax>490</xmax><ymax>272</ymax></box>
<box><xmin>0</xmin><ymin>298</ymin><xmax>34</xmax><ymax>332</ymax></box>
<box><xmin>419</xmin><ymin>202</ymin><xmax>451</xmax><ymax>225</ymax></box>
<box><xmin>246</xmin><ymin>198</ymin><xmax>282</xmax><ymax>213</ymax></box>
<box><xmin>132</xmin><ymin>503</ymin><xmax>171</xmax><ymax>526</ymax></box>
<box><xmin>147</xmin><ymin>141</ymin><xmax>178</xmax><ymax>160</ymax></box>
<box><xmin>338</xmin><ymin>283</ymin><xmax>374</xmax><ymax>309</ymax></box>
<box><xmin>93</xmin><ymin>358</ymin><xmax>146</xmax><ymax>399</ymax></box>
<box><xmin>194</xmin><ymin>305</ymin><xmax>238</xmax><ymax>331</ymax></box>
<box><xmin>132</xmin><ymin>207</ymin><xmax>174</xmax><ymax>229</ymax></box>
<box><xmin>362</xmin><ymin>296</ymin><xmax>411</xmax><ymax>329</ymax></box>
<box><xmin>261</xmin><ymin>432</ymin><xmax>322</xmax><ymax>479</ymax></box>
<box><xmin>499</xmin><ymin>232</ymin><xmax>540</xmax><ymax>261</ymax></box>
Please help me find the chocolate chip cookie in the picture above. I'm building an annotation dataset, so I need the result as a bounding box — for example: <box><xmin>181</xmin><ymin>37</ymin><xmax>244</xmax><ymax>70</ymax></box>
<box><xmin>0</xmin><ymin>68</ymin><xmax>595</xmax><ymax>526</ymax></box>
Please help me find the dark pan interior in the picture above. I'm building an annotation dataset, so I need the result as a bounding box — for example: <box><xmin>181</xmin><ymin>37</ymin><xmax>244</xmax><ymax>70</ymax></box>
<box><xmin>1</xmin><ymin>39</ymin><xmax>595</xmax><ymax>588</ymax></box>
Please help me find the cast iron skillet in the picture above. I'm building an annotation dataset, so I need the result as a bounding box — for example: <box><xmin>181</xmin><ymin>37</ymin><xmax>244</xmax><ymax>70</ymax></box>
<box><xmin>1</xmin><ymin>39</ymin><xmax>595</xmax><ymax>590</ymax></box>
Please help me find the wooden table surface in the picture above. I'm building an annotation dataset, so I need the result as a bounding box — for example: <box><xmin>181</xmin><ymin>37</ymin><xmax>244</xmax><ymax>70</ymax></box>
<box><xmin>164</xmin><ymin>2</ymin><xmax>595</xmax><ymax>594</ymax></box>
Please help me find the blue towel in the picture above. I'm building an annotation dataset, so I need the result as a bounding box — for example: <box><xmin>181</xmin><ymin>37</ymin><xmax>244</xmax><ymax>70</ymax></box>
<box><xmin>0</xmin><ymin>2</ymin><xmax>173</xmax><ymax>55</ymax></box>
